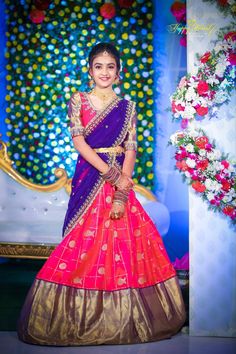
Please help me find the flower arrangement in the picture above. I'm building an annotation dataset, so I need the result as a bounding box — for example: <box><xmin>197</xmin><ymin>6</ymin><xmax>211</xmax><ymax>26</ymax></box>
<box><xmin>170</xmin><ymin>1</ymin><xmax>187</xmax><ymax>47</ymax></box>
<box><xmin>170</xmin><ymin>128</ymin><xmax>236</xmax><ymax>224</ymax></box>
<box><xmin>202</xmin><ymin>0</ymin><xmax>236</xmax><ymax>18</ymax></box>
<box><xmin>171</xmin><ymin>31</ymin><xmax>236</xmax><ymax>128</ymax></box>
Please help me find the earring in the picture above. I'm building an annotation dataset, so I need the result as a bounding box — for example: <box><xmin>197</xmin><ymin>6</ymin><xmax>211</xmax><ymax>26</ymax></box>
<box><xmin>114</xmin><ymin>76</ymin><xmax>120</xmax><ymax>85</ymax></box>
<box><xmin>88</xmin><ymin>77</ymin><xmax>95</xmax><ymax>88</ymax></box>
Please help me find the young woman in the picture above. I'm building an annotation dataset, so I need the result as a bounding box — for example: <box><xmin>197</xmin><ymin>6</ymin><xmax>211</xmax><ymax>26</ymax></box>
<box><xmin>17</xmin><ymin>42</ymin><xmax>186</xmax><ymax>346</ymax></box>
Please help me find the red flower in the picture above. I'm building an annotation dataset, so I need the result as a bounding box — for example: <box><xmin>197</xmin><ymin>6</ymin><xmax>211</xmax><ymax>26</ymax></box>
<box><xmin>196</xmin><ymin>159</ymin><xmax>209</xmax><ymax>171</ymax></box>
<box><xmin>170</xmin><ymin>1</ymin><xmax>186</xmax><ymax>22</ymax></box>
<box><xmin>217</xmin><ymin>0</ymin><xmax>229</xmax><ymax>6</ymax></box>
<box><xmin>228</xmin><ymin>53</ymin><xmax>236</xmax><ymax>65</ymax></box>
<box><xmin>29</xmin><ymin>9</ymin><xmax>45</xmax><ymax>23</ymax></box>
<box><xmin>224</xmin><ymin>31</ymin><xmax>236</xmax><ymax>41</ymax></box>
<box><xmin>192</xmin><ymin>181</ymin><xmax>206</xmax><ymax>193</ymax></box>
<box><xmin>196</xmin><ymin>106</ymin><xmax>208</xmax><ymax>116</ymax></box>
<box><xmin>34</xmin><ymin>0</ymin><xmax>51</xmax><ymax>10</ymax></box>
<box><xmin>195</xmin><ymin>136</ymin><xmax>209</xmax><ymax>149</ymax></box>
<box><xmin>200</xmin><ymin>51</ymin><xmax>211</xmax><ymax>63</ymax></box>
<box><xmin>100</xmin><ymin>3</ymin><xmax>116</xmax><ymax>19</ymax></box>
<box><xmin>221</xmin><ymin>180</ymin><xmax>231</xmax><ymax>192</ymax></box>
<box><xmin>118</xmin><ymin>0</ymin><xmax>134</xmax><ymax>8</ymax></box>
<box><xmin>223</xmin><ymin>206</ymin><xmax>236</xmax><ymax>219</ymax></box>
<box><xmin>197</xmin><ymin>80</ymin><xmax>209</xmax><ymax>95</ymax></box>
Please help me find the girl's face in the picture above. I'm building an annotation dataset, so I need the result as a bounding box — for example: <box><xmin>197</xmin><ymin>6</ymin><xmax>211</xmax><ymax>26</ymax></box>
<box><xmin>89</xmin><ymin>52</ymin><xmax>118</xmax><ymax>89</ymax></box>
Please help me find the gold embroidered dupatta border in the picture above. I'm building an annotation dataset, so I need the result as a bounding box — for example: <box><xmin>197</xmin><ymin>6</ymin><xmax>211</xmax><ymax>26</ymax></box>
<box><xmin>63</xmin><ymin>99</ymin><xmax>135</xmax><ymax>238</ymax></box>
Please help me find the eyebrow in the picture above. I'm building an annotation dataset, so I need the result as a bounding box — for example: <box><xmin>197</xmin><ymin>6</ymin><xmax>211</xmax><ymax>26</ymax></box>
<box><xmin>93</xmin><ymin>62</ymin><xmax>116</xmax><ymax>65</ymax></box>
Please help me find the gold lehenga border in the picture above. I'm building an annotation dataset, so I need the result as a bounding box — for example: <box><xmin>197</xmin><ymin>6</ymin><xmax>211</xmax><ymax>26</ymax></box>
<box><xmin>0</xmin><ymin>138</ymin><xmax>157</xmax><ymax>259</ymax></box>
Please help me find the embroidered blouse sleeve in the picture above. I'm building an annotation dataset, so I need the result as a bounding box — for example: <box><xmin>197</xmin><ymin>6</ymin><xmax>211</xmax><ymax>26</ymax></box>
<box><xmin>124</xmin><ymin>103</ymin><xmax>137</xmax><ymax>151</ymax></box>
<box><xmin>67</xmin><ymin>92</ymin><xmax>84</xmax><ymax>138</ymax></box>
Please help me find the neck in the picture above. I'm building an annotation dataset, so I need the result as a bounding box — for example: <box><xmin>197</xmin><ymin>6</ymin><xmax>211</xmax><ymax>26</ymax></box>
<box><xmin>93</xmin><ymin>86</ymin><xmax>114</xmax><ymax>95</ymax></box>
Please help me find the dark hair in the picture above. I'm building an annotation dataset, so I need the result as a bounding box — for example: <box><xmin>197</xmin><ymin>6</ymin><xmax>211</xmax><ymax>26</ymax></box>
<box><xmin>88</xmin><ymin>42</ymin><xmax>121</xmax><ymax>72</ymax></box>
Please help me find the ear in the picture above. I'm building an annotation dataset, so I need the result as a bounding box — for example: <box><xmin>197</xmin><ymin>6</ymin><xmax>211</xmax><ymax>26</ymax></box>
<box><xmin>89</xmin><ymin>68</ymin><xmax>93</xmax><ymax>77</ymax></box>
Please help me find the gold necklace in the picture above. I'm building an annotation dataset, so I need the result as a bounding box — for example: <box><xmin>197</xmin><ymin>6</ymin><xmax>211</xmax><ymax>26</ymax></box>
<box><xmin>90</xmin><ymin>88</ymin><xmax>116</xmax><ymax>106</ymax></box>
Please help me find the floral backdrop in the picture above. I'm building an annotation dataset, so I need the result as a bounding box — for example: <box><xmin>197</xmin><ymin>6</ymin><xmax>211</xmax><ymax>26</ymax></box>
<box><xmin>4</xmin><ymin>0</ymin><xmax>155</xmax><ymax>188</ymax></box>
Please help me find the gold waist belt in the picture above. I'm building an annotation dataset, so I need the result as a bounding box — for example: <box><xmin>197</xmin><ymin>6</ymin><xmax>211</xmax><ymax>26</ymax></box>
<box><xmin>94</xmin><ymin>146</ymin><xmax>124</xmax><ymax>155</ymax></box>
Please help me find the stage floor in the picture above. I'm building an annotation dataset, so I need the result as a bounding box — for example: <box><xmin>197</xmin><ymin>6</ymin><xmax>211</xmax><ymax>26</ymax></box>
<box><xmin>1</xmin><ymin>332</ymin><xmax>235</xmax><ymax>354</ymax></box>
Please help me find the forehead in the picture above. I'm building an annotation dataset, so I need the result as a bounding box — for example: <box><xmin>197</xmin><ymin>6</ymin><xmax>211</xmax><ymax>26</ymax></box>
<box><xmin>92</xmin><ymin>53</ymin><xmax>116</xmax><ymax>65</ymax></box>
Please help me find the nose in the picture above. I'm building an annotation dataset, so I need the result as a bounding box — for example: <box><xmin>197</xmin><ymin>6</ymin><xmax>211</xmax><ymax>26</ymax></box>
<box><xmin>101</xmin><ymin>66</ymin><xmax>108</xmax><ymax>75</ymax></box>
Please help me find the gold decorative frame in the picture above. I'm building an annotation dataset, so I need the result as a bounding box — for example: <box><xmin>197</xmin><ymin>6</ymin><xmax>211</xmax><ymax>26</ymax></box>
<box><xmin>0</xmin><ymin>139</ymin><xmax>157</xmax><ymax>259</ymax></box>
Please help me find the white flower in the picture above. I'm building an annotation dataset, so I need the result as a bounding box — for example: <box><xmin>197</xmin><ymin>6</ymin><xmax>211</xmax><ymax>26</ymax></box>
<box><xmin>185</xmin><ymin>87</ymin><xmax>197</xmax><ymax>101</ymax></box>
<box><xmin>169</xmin><ymin>131</ymin><xmax>184</xmax><ymax>145</ymax></box>
<box><xmin>206</xmin><ymin>192</ymin><xmax>215</xmax><ymax>201</ymax></box>
<box><xmin>212</xmin><ymin>161</ymin><xmax>222</xmax><ymax>171</ymax></box>
<box><xmin>206</xmin><ymin>76</ymin><xmax>220</xmax><ymax>85</ymax></box>
<box><xmin>207</xmin><ymin>149</ymin><xmax>222</xmax><ymax>161</ymax></box>
<box><xmin>205</xmin><ymin>179</ymin><xmax>221</xmax><ymax>192</ymax></box>
<box><xmin>223</xmin><ymin>195</ymin><xmax>232</xmax><ymax>203</ymax></box>
<box><xmin>182</xmin><ymin>105</ymin><xmax>196</xmax><ymax>119</ymax></box>
<box><xmin>199</xmin><ymin>149</ymin><xmax>206</xmax><ymax>157</ymax></box>
<box><xmin>215</xmin><ymin>63</ymin><xmax>227</xmax><ymax>78</ymax></box>
<box><xmin>185</xmin><ymin>171</ymin><xmax>191</xmax><ymax>178</ymax></box>
<box><xmin>186</xmin><ymin>143</ymin><xmax>194</xmax><ymax>152</ymax></box>
<box><xmin>186</xmin><ymin>158</ymin><xmax>196</xmax><ymax>168</ymax></box>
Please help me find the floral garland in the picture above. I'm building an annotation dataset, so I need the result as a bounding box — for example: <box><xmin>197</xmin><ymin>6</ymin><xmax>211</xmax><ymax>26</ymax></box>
<box><xmin>170</xmin><ymin>128</ymin><xmax>236</xmax><ymax>224</ymax></box>
<box><xmin>171</xmin><ymin>31</ymin><xmax>236</xmax><ymax>128</ymax></box>
<box><xmin>170</xmin><ymin>29</ymin><xmax>236</xmax><ymax>226</ymax></box>
<box><xmin>202</xmin><ymin>0</ymin><xmax>236</xmax><ymax>18</ymax></box>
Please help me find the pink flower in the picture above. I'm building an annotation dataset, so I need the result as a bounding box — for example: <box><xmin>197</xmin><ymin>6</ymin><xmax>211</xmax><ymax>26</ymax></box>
<box><xmin>221</xmin><ymin>160</ymin><xmax>229</xmax><ymax>169</ymax></box>
<box><xmin>180</xmin><ymin>35</ymin><xmax>187</xmax><ymax>47</ymax></box>
<box><xmin>179</xmin><ymin>76</ymin><xmax>187</xmax><ymax>88</ymax></box>
<box><xmin>181</xmin><ymin>118</ymin><xmax>188</xmax><ymax>129</ymax></box>
<box><xmin>176</xmin><ymin>160</ymin><xmax>189</xmax><ymax>171</ymax></box>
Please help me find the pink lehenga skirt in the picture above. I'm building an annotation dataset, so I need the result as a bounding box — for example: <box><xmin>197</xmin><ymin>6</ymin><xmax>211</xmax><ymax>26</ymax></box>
<box><xmin>17</xmin><ymin>182</ymin><xmax>186</xmax><ymax>346</ymax></box>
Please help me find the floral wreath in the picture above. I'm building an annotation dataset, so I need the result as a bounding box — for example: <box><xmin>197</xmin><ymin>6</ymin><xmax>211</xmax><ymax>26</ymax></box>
<box><xmin>170</xmin><ymin>29</ymin><xmax>236</xmax><ymax>226</ymax></box>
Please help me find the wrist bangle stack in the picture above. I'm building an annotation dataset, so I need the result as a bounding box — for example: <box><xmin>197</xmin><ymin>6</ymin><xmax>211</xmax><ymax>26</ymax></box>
<box><xmin>101</xmin><ymin>166</ymin><xmax>121</xmax><ymax>186</ymax></box>
<box><xmin>113</xmin><ymin>189</ymin><xmax>129</xmax><ymax>205</ymax></box>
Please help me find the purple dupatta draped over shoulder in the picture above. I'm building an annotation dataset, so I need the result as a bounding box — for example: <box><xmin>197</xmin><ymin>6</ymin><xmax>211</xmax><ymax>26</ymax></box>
<box><xmin>62</xmin><ymin>97</ymin><xmax>135</xmax><ymax>237</ymax></box>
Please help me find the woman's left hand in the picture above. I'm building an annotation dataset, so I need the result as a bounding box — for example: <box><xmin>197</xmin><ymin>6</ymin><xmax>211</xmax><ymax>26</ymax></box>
<box><xmin>109</xmin><ymin>202</ymin><xmax>125</xmax><ymax>220</ymax></box>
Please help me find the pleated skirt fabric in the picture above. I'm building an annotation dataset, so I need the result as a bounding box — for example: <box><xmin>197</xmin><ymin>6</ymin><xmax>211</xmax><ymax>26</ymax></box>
<box><xmin>17</xmin><ymin>182</ymin><xmax>186</xmax><ymax>345</ymax></box>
